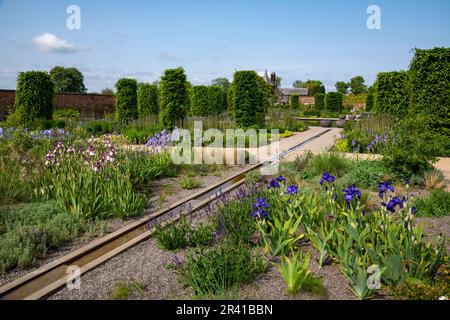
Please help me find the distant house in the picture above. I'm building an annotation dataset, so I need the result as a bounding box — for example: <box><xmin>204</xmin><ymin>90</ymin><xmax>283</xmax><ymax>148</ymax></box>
<box><xmin>263</xmin><ymin>70</ymin><xmax>315</xmax><ymax>106</ymax></box>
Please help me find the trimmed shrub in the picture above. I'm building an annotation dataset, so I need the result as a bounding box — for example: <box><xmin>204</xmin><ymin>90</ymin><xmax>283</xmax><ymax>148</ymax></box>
<box><xmin>314</xmin><ymin>93</ymin><xmax>325</xmax><ymax>111</ymax></box>
<box><xmin>409</xmin><ymin>47</ymin><xmax>450</xmax><ymax>137</ymax></box>
<box><xmin>232</xmin><ymin>71</ymin><xmax>264</xmax><ymax>128</ymax></box>
<box><xmin>227</xmin><ymin>84</ymin><xmax>234</xmax><ymax>112</ymax></box>
<box><xmin>326</xmin><ymin>92</ymin><xmax>343</xmax><ymax>112</ymax></box>
<box><xmin>14</xmin><ymin>71</ymin><xmax>54</xmax><ymax>127</ymax></box>
<box><xmin>137</xmin><ymin>83</ymin><xmax>158</xmax><ymax>117</ymax></box>
<box><xmin>115</xmin><ymin>78</ymin><xmax>138</xmax><ymax>123</ymax></box>
<box><xmin>290</xmin><ymin>94</ymin><xmax>300</xmax><ymax>110</ymax></box>
<box><xmin>366</xmin><ymin>87</ymin><xmax>374</xmax><ymax>111</ymax></box>
<box><xmin>373</xmin><ymin>71</ymin><xmax>408</xmax><ymax>118</ymax></box>
<box><xmin>209</xmin><ymin>85</ymin><xmax>226</xmax><ymax>115</ymax></box>
<box><xmin>159</xmin><ymin>67</ymin><xmax>188</xmax><ymax>128</ymax></box>
<box><xmin>190</xmin><ymin>85</ymin><xmax>211</xmax><ymax>116</ymax></box>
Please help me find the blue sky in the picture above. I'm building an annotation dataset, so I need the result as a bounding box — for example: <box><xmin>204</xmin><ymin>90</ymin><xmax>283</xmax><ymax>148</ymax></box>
<box><xmin>0</xmin><ymin>0</ymin><xmax>449</xmax><ymax>92</ymax></box>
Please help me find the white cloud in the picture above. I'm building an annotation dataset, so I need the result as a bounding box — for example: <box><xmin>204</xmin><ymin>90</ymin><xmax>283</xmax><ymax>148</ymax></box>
<box><xmin>33</xmin><ymin>33</ymin><xmax>80</xmax><ymax>53</ymax></box>
<box><xmin>158</xmin><ymin>52</ymin><xmax>183</xmax><ymax>62</ymax></box>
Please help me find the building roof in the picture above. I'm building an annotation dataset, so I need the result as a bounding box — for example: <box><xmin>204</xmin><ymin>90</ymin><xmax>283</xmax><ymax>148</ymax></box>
<box><xmin>279</xmin><ymin>88</ymin><xmax>308</xmax><ymax>96</ymax></box>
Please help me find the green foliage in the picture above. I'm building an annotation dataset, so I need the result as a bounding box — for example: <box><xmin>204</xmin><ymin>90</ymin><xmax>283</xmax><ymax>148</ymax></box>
<box><xmin>84</xmin><ymin>119</ymin><xmax>115</xmax><ymax>136</ymax></box>
<box><xmin>190</xmin><ymin>85</ymin><xmax>211</xmax><ymax>116</ymax></box>
<box><xmin>115</xmin><ymin>78</ymin><xmax>138</xmax><ymax>123</ymax></box>
<box><xmin>314</xmin><ymin>93</ymin><xmax>325</xmax><ymax>111</ymax></box>
<box><xmin>208</xmin><ymin>85</ymin><xmax>226</xmax><ymax>115</ymax></box>
<box><xmin>335</xmin><ymin>81</ymin><xmax>349</xmax><ymax>95</ymax></box>
<box><xmin>50</xmin><ymin>66</ymin><xmax>86</xmax><ymax>93</ymax></box>
<box><xmin>382</xmin><ymin>115</ymin><xmax>443</xmax><ymax>178</ymax></box>
<box><xmin>307</xmin><ymin>80</ymin><xmax>325</xmax><ymax>96</ymax></box>
<box><xmin>154</xmin><ymin>218</ymin><xmax>190</xmax><ymax>251</ymax></box>
<box><xmin>178</xmin><ymin>244</ymin><xmax>266</xmax><ymax>298</ymax></box>
<box><xmin>373</xmin><ymin>71</ymin><xmax>409</xmax><ymax>118</ymax></box>
<box><xmin>232</xmin><ymin>70</ymin><xmax>265</xmax><ymax>128</ymax></box>
<box><xmin>349</xmin><ymin>76</ymin><xmax>367</xmax><ymax>94</ymax></box>
<box><xmin>409</xmin><ymin>47</ymin><xmax>450</xmax><ymax>137</ymax></box>
<box><xmin>15</xmin><ymin>71</ymin><xmax>54</xmax><ymax>127</ymax></box>
<box><xmin>189</xmin><ymin>223</ymin><xmax>215</xmax><ymax>247</ymax></box>
<box><xmin>413</xmin><ymin>189</ymin><xmax>450</xmax><ymax>217</ymax></box>
<box><xmin>53</xmin><ymin>109</ymin><xmax>80</xmax><ymax>121</ymax></box>
<box><xmin>340</xmin><ymin>160</ymin><xmax>388</xmax><ymax>189</ymax></box>
<box><xmin>302</xmin><ymin>153</ymin><xmax>351</xmax><ymax>179</ymax></box>
<box><xmin>326</xmin><ymin>92</ymin><xmax>343</xmax><ymax>112</ymax></box>
<box><xmin>0</xmin><ymin>157</ymin><xmax>32</xmax><ymax>206</ymax></box>
<box><xmin>0</xmin><ymin>201</ymin><xmax>106</xmax><ymax>273</ymax></box>
<box><xmin>365</xmin><ymin>87</ymin><xmax>374</xmax><ymax>111</ymax></box>
<box><xmin>137</xmin><ymin>83</ymin><xmax>159</xmax><ymax>117</ymax></box>
<box><xmin>159</xmin><ymin>67</ymin><xmax>188</xmax><ymax>128</ymax></box>
<box><xmin>290</xmin><ymin>95</ymin><xmax>300</xmax><ymax>110</ymax></box>
<box><xmin>180</xmin><ymin>176</ymin><xmax>202</xmax><ymax>190</ymax></box>
<box><xmin>211</xmin><ymin>78</ymin><xmax>230</xmax><ymax>92</ymax></box>
<box><xmin>276</xmin><ymin>251</ymin><xmax>319</xmax><ymax>294</ymax></box>
<box><xmin>109</xmin><ymin>280</ymin><xmax>147</xmax><ymax>300</ymax></box>
<box><xmin>101</xmin><ymin>88</ymin><xmax>114</xmax><ymax>95</ymax></box>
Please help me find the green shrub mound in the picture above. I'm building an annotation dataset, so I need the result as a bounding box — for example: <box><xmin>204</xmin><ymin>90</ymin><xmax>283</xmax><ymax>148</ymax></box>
<box><xmin>290</xmin><ymin>94</ymin><xmax>300</xmax><ymax>110</ymax></box>
<box><xmin>14</xmin><ymin>71</ymin><xmax>54</xmax><ymax>127</ymax></box>
<box><xmin>115</xmin><ymin>78</ymin><xmax>138</xmax><ymax>123</ymax></box>
<box><xmin>373</xmin><ymin>71</ymin><xmax>408</xmax><ymax>118</ymax></box>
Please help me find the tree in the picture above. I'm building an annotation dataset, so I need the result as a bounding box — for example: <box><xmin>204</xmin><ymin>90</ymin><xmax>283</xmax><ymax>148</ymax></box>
<box><xmin>137</xmin><ymin>83</ymin><xmax>159</xmax><ymax>117</ymax></box>
<box><xmin>211</xmin><ymin>78</ymin><xmax>230</xmax><ymax>92</ymax></box>
<box><xmin>335</xmin><ymin>81</ymin><xmax>349</xmax><ymax>95</ymax></box>
<box><xmin>115</xmin><ymin>78</ymin><xmax>138</xmax><ymax>123</ymax></box>
<box><xmin>232</xmin><ymin>70</ymin><xmax>265</xmax><ymax>127</ymax></box>
<box><xmin>190</xmin><ymin>85</ymin><xmax>211</xmax><ymax>116</ymax></box>
<box><xmin>366</xmin><ymin>87</ymin><xmax>374</xmax><ymax>112</ymax></box>
<box><xmin>15</xmin><ymin>71</ymin><xmax>54</xmax><ymax>127</ymax></box>
<box><xmin>349</xmin><ymin>76</ymin><xmax>367</xmax><ymax>94</ymax></box>
<box><xmin>314</xmin><ymin>93</ymin><xmax>325</xmax><ymax>111</ymax></box>
<box><xmin>50</xmin><ymin>66</ymin><xmax>86</xmax><ymax>93</ymax></box>
<box><xmin>326</xmin><ymin>92</ymin><xmax>343</xmax><ymax>112</ymax></box>
<box><xmin>373</xmin><ymin>71</ymin><xmax>408</xmax><ymax>117</ymax></box>
<box><xmin>159</xmin><ymin>67</ymin><xmax>188</xmax><ymax>128</ymax></box>
<box><xmin>293</xmin><ymin>80</ymin><xmax>307</xmax><ymax>88</ymax></box>
<box><xmin>101</xmin><ymin>88</ymin><xmax>114</xmax><ymax>95</ymax></box>
<box><xmin>290</xmin><ymin>95</ymin><xmax>300</xmax><ymax>110</ymax></box>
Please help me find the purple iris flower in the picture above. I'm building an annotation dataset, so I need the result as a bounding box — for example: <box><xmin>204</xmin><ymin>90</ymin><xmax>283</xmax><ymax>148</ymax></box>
<box><xmin>286</xmin><ymin>185</ymin><xmax>298</xmax><ymax>195</ymax></box>
<box><xmin>376</xmin><ymin>135</ymin><xmax>382</xmax><ymax>142</ymax></box>
<box><xmin>386</xmin><ymin>196</ymin><xmax>404</xmax><ymax>213</ymax></box>
<box><xmin>378</xmin><ymin>181</ymin><xmax>394</xmax><ymax>199</ymax></box>
<box><xmin>320</xmin><ymin>172</ymin><xmax>335</xmax><ymax>185</ymax></box>
<box><xmin>277</xmin><ymin>175</ymin><xmax>286</xmax><ymax>182</ymax></box>
<box><xmin>253</xmin><ymin>198</ymin><xmax>269</xmax><ymax>218</ymax></box>
<box><xmin>342</xmin><ymin>184</ymin><xmax>361</xmax><ymax>206</ymax></box>
<box><xmin>268</xmin><ymin>179</ymin><xmax>280</xmax><ymax>189</ymax></box>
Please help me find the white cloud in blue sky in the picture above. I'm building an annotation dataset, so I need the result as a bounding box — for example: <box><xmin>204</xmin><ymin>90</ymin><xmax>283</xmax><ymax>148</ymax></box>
<box><xmin>33</xmin><ymin>33</ymin><xmax>81</xmax><ymax>54</ymax></box>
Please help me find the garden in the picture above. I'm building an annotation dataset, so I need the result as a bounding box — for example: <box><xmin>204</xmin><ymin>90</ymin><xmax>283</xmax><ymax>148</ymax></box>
<box><xmin>0</xmin><ymin>48</ymin><xmax>449</xmax><ymax>301</ymax></box>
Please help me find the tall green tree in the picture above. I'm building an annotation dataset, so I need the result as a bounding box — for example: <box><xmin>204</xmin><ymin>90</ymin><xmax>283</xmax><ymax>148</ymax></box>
<box><xmin>335</xmin><ymin>81</ymin><xmax>349</xmax><ymax>95</ymax></box>
<box><xmin>50</xmin><ymin>66</ymin><xmax>86</xmax><ymax>93</ymax></box>
<box><xmin>137</xmin><ymin>82</ymin><xmax>159</xmax><ymax>117</ymax></box>
<box><xmin>159</xmin><ymin>67</ymin><xmax>188</xmax><ymax>128</ymax></box>
<box><xmin>115</xmin><ymin>78</ymin><xmax>138</xmax><ymax>123</ymax></box>
<box><xmin>232</xmin><ymin>71</ymin><xmax>265</xmax><ymax>127</ymax></box>
<box><xmin>349</xmin><ymin>76</ymin><xmax>367</xmax><ymax>94</ymax></box>
<box><xmin>211</xmin><ymin>78</ymin><xmax>230</xmax><ymax>92</ymax></box>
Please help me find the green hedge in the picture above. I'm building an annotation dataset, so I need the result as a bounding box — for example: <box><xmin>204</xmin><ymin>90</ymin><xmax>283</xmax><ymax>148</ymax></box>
<box><xmin>190</xmin><ymin>85</ymin><xmax>211</xmax><ymax>116</ymax></box>
<box><xmin>115</xmin><ymin>78</ymin><xmax>138</xmax><ymax>123</ymax></box>
<box><xmin>409</xmin><ymin>47</ymin><xmax>450</xmax><ymax>136</ymax></box>
<box><xmin>373</xmin><ymin>71</ymin><xmax>408</xmax><ymax>118</ymax></box>
<box><xmin>326</xmin><ymin>92</ymin><xmax>343</xmax><ymax>112</ymax></box>
<box><xmin>160</xmin><ymin>67</ymin><xmax>188</xmax><ymax>128</ymax></box>
<box><xmin>290</xmin><ymin>94</ymin><xmax>300</xmax><ymax>110</ymax></box>
<box><xmin>232</xmin><ymin>71</ymin><xmax>265</xmax><ymax>127</ymax></box>
<box><xmin>209</xmin><ymin>85</ymin><xmax>226</xmax><ymax>115</ymax></box>
<box><xmin>137</xmin><ymin>83</ymin><xmax>158</xmax><ymax>117</ymax></box>
<box><xmin>14</xmin><ymin>71</ymin><xmax>54</xmax><ymax>127</ymax></box>
<box><xmin>314</xmin><ymin>93</ymin><xmax>325</xmax><ymax>111</ymax></box>
<box><xmin>366</xmin><ymin>87</ymin><xmax>374</xmax><ymax>111</ymax></box>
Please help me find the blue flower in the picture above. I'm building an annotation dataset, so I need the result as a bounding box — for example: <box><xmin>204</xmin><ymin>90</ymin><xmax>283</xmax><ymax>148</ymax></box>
<box><xmin>286</xmin><ymin>185</ymin><xmax>298</xmax><ymax>195</ymax></box>
<box><xmin>254</xmin><ymin>198</ymin><xmax>269</xmax><ymax>209</ymax></box>
<box><xmin>342</xmin><ymin>184</ymin><xmax>361</xmax><ymax>206</ymax></box>
<box><xmin>253</xmin><ymin>198</ymin><xmax>269</xmax><ymax>219</ymax></box>
<box><xmin>351</xmin><ymin>139</ymin><xmax>356</xmax><ymax>147</ymax></box>
<box><xmin>268</xmin><ymin>179</ymin><xmax>280</xmax><ymax>189</ymax></box>
<box><xmin>378</xmin><ymin>181</ymin><xmax>394</xmax><ymax>199</ymax></box>
<box><xmin>320</xmin><ymin>172</ymin><xmax>335</xmax><ymax>185</ymax></box>
<box><xmin>277</xmin><ymin>175</ymin><xmax>286</xmax><ymax>182</ymax></box>
<box><xmin>385</xmin><ymin>196</ymin><xmax>404</xmax><ymax>213</ymax></box>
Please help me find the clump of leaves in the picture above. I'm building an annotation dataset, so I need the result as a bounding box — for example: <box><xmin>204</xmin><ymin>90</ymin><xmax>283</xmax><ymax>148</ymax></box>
<box><xmin>413</xmin><ymin>189</ymin><xmax>450</xmax><ymax>217</ymax></box>
<box><xmin>180</xmin><ymin>177</ymin><xmax>202</xmax><ymax>190</ymax></box>
<box><xmin>109</xmin><ymin>280</ymin><xmax>147</xmax><ymax>300</ymax></box>
<box><xmin>189</xmin><ymin>223</ymin><xmax>215</xmax><ymax>247</ymax></box>
<box><xmin>154</xmin><ymin>218</ymin><xmax>190</xmax><ymax>251</ymax></box>
<box><xmin>178</xmin><ymin>244</ymin><xmax>266</xmax><ymax>298</ymax></box>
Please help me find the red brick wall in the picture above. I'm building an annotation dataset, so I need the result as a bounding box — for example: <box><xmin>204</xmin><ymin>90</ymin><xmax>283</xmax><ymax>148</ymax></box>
<box><xmin>0</xmin><ymin>89</ymin><xmax>115</xmax><ymax>120</ymax></box>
